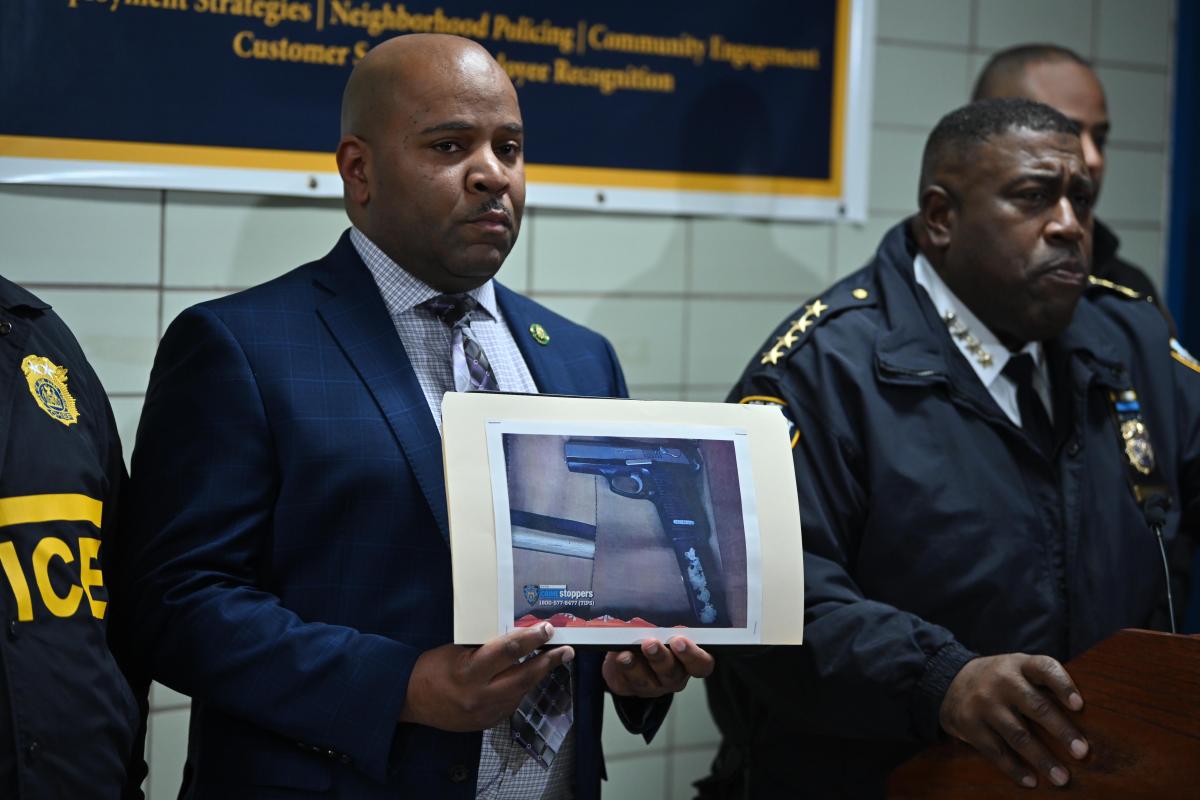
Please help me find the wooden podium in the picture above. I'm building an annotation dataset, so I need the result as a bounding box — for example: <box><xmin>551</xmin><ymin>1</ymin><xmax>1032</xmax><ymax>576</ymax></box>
<box><xmin>888</xmin><ymin>629</ymin><xmax>1200</xmax><ymax>798</ymax></box>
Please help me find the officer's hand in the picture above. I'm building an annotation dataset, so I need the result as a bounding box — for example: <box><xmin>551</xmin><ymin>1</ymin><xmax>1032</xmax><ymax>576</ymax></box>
<box><xmin>940</xmin><ymin>653</ymin><xmax>1088</xmax><ymax>789</ymax></box>
<box><xmin>602</xmin><ymin>637</ymin><xmax>714</xmax><ymax>697</ymax></box>
<box><xmin>399</xmin><ymin>623</ymin><xmax>574</xmax><ymax>732</ymax></box>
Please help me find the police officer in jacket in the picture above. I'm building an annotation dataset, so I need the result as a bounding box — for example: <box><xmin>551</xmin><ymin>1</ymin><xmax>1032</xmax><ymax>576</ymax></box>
<box><xmin>700</xmin><ymin>99</ymin><xmax>1200</xmax><ymax>798</ymax></box>
<box><xmin>0</xmin><ymin>275</ymin><xmax>143</xmax><ymax>797</ymax></box>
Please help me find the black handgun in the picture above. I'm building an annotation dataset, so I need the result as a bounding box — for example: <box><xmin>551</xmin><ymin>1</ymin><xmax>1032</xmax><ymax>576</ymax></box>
<box><xmin>563</xmin><ymin>438</ymin><xmax>727</xmax><ymax>626</ymax></box>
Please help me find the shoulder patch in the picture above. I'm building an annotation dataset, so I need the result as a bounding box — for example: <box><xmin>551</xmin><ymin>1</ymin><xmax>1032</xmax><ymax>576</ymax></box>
<box><xmin>737</xmin><ymin>395</ymin><xmax>800</xmax><ymax>448</ymax></box>
<box><xmin>1171</xmin><ymin>338</ymin><xmax>1200</xmax><ymax>375</ymax></box>
<box><xmin>759</xmin><ymin>286</ymin><xmax>876</xmax><ymax>367</ymax></box>
<box><xmin>1087</xmin><ymin>275</ymin><xmax>1142</xmax><ymax>300</ymax></box>
<box><xmin>21</xmin><ymin>355</ymin><xmax>79</xmax><ymax>426</ymax></box>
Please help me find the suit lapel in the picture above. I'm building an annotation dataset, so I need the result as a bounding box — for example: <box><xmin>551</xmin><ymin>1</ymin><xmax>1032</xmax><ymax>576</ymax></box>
<box><xmin>312</xmin><ymin>233</ymin><xmax>450</xmax><ymax>541</ymax></box>
<box><xmin>496</xmin><ymin>283</ymin><xmax>577</xmax><ymax>395</ymax></box>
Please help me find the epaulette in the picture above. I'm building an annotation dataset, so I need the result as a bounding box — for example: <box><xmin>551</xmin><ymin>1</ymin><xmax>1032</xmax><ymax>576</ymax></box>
<box><xmin>1087</xmin><ymin>275</ymin><xmax>1143</xmax><ymax>300</ymax></box>
<box><xmin>1171</xmin><ymin>338</ymin><xmax>1200</xmax><ymax>375</ymax></box>
<box><xmin>759</xmin><ymin>284</ymin><xmax>876</xmax><ymax>366</ymax></box>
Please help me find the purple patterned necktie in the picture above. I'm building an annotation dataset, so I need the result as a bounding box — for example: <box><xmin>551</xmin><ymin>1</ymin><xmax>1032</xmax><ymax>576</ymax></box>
<box><xmin>423</xmin><ymin>293</ymin><xmax>573</xmax><ymax>769</ymax></box>
<box><xmin>422</xmin><ymin>294</ymin><xmax>499</xmax><ymax>392</ymax></box>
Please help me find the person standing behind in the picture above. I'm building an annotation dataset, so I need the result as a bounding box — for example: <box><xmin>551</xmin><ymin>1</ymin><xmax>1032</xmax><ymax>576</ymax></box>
<box><xmin>973</xmin><ymin>44</ymin><xmax>1166</xmax><ymax>308</ymax></box>
<box><xmin>124</xmin><ymin>33</ymin><xmax>711</xmax><ymax>799</ymax></box>
<box><xmin>0</xmin><ymin>275</ymin><xmax>144</xmax><ymax>797</ymax></box>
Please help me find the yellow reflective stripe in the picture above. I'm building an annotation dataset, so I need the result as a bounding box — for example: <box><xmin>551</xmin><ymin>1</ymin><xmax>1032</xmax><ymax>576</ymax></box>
<box><xmin>0</xmin><ymin>494</ymin><xmax>102</xmax><ymax>528</ymax></box>
<box><xmin>1173</xmin><ymin>350</ymin><xmax>1200</xmax><ymax>376</ymax></box>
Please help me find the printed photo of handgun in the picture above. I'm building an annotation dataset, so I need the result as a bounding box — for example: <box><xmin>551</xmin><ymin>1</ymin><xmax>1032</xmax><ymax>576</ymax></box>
<box><xmin>563</xmin><ymin>438</ymin><xmax>728</xmax><ymax>626</ymax></box>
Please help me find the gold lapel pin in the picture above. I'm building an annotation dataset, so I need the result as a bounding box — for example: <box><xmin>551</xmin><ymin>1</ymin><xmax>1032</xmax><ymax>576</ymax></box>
<box><xmin>530</xmin><ymin>323</ymin><xmax>550</xmax><ymax>345</ymax></box>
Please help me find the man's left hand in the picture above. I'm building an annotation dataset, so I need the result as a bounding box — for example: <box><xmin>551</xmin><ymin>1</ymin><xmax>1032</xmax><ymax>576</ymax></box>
<box><xmin>602</xmin><ymin>637</ymin><xmax>714</xmax><ymax>697</ymax></box>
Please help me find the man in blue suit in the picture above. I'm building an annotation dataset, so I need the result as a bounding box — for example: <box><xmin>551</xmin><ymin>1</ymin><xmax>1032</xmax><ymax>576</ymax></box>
<box><xmin>125</xmin><ymin>34</ymin><xmax>712</xmax><ymax>798</ymax></box>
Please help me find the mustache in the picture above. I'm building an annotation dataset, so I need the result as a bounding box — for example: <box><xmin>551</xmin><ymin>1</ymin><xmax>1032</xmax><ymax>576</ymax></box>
<box><xmin>468</xmin><ymin>198</ymin><xmax>514</xmax><ymax>227</ymax></box>
<box><xmin>1038</xmin><ymin>250</ymin><xmax>1087</xmax><ymax>274</ymax></box>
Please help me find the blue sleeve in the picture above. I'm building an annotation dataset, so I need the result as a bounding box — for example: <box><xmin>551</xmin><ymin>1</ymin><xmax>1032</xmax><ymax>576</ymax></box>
<box><xmin>730</xmin><ymin>365</ymin><xmax>974</xmax><ymax>744</ymax></box>
<box><xmin>125</xmin><ymin>306</ymin><xmax>415</xmax><ymax>783</ymax></box>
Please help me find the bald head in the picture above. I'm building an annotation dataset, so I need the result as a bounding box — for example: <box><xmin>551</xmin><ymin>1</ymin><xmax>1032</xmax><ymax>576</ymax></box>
<box><xmin>340</xmin><ymin>34</ymin><xmax>515</xmax><ymax>140</ymax></box>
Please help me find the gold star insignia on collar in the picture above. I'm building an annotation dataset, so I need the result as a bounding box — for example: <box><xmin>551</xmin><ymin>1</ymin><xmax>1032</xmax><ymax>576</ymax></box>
<box><xmin>759</xmin><ymin>298</ymin><xmax>830</xmax><ymax>366</ymax></box>
<box><xmin>761</xmin><ymin>346</ymin><xmax>785</xmax><ymax>366</ymax></box>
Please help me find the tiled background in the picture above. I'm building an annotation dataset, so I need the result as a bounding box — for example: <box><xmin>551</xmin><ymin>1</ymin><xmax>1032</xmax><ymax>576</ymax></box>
<box><xmin>0</xmin><ymin>0</ymin><xmax>1176</xmax><ymax>797</ymax></box>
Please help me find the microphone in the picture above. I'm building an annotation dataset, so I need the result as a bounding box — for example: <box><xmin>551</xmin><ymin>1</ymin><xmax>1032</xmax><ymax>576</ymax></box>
<box><xmin>1142</xmin><ymin>494</ymin><xmax>1176</xmax><ymax>634</ymax></box>
<box><xmin>1144</xmin><ymin>493</ymin><xmax>1170</xmax><ymax>529</ymax></box>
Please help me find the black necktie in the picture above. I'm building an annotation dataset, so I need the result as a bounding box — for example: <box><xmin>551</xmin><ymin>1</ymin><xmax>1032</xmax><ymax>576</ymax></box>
<box><xmin>1003</xmin><ymin>353</ymin><xmax>1055</xmax><ymax>457</ymax></box>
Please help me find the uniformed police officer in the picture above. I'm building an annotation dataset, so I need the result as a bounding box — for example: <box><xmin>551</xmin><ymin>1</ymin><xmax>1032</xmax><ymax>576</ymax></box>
<box><xmin>0</xmin><ymin>275</ymin><xmax>143</xmax><ymax>797</ymax></box>
<box><xmin>699</xmin><ymin>99</ymin><xmax>1200</xmax><ymax>798</ymax></box>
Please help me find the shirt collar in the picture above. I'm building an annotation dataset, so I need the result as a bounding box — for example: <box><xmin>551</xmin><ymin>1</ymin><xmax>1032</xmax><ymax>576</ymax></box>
<box><xmin>912</xmin><ymin>251</ymin><xmax>1043</xmax><ymax>387</ymax></box>
<box><xmin>350</xmin><ymin>226</ymin><xmax>497</xmax><ymax>322</ymax></box>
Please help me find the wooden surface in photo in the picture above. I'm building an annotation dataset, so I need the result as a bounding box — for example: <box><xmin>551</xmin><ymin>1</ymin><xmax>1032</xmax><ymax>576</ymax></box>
<box><xmin>702</xmin><ymin>439</ymin><xmax>748</xmax><ymax>626</ymax></box>
<box><xmin>507</xmin><ymin>434</ymin><xmax>596</xmax><ymax>613</ymax></box>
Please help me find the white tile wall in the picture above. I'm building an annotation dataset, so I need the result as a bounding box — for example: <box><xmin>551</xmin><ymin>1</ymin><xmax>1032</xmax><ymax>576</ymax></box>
<box><xmin>530</xmin><ymin>211</ymin><xmax>687</xmax><ymax>293</ymax></box>
<box><xmin>690</xmin><ymin>219</ymin><xmax>832</xmax><ymax>296</ymax></box>
<box><xmin>533</xmin><ymin>295</ymin><xmax>687</xmax><ymax>387</ymax></box>
<box><xmin>1095</xmin><ymin>148</ymin><xmax>1168</xmax><ymax>224</ymax></box>
<box><xmin>1107</xmin><ymin>226</ymin><xmax>1167</xmax><ymax>288</ymax></box>
<box><xmin>1094</xmin><ymin>66</ymin><xmax>1170</xmax><ymax>145</ymax></box>
<box><xmin>1097</xmin><ymin>0</ymin><xmax>1173</xmax><ymax>65</ymax></box>
<box><xmin>834</xmin><ymin>217</ymin><xmax>898</xmax><ymax>279</ymax></box>
<box><xmin>150</xmin><ymin>681</ymin><xmax>191</xmax><ymax>711</ymax></box>
<box><xmin>687</xmin><ymin>298</ymin><xmax>806</xmax><ymax>386</ymax></box>
<box><xmin>975</xmin><ymin>0</ymin><xmax>1094</xmax><ymax>54</ymax></box>
<box><xmin>108</xmin><ymin>396</ymin><xmax>145</xmax><ymax>470</ymax></box>
<box><xmin>867</xmin><ymin>128</ymin><xmax>927</xmax><ymax>213</ymax></box>
<box><xmin>873</xmin><ymin>45</ymin><xmax>971</xmax><ymax>127</ymax></box>
<box><xmin>163</xmin><ymin>192</ymin><xmax>347</xmax><ymax>288</ymax></box>
<box><xmin>146</xmin><ymin>708</ymin><xmax>189</xmax><ymax>800</ymax></box>
<box><xmin>0</xmin><ymin>2</ymin><xmax>1175</xmax><ymax>797</ymax></box>
<box><xmin>160</xmin><ymin>289</ymin><xmax>232</xmax><ymax>336</ymax></box>
<box><xmin>602</xmin><ymin>701</ymin><xmax>669</xmax><ymax>760</ymax></box>
<box><xmin>876</xmin><ymin>0</ymin><xmax>971</xmax><ymax>46</ymax></box>
<box><xmin>602</xmin><ymin>748</ymin><xmax>668</xmax><ymax>800</ymax></box>
<box><xmin>30</xmin><ymin>288</ymin><xmax>159</xmax><ymax>395</ymax></box>
<box><xmin>0</xmin><ymin>186</ymin><xmax>161</xmax><ymax>285</ymax></box>
<box><xmin>669</xmin><ymin>681</ymin><xmax>721</xmax><ymax>749</ymax></box>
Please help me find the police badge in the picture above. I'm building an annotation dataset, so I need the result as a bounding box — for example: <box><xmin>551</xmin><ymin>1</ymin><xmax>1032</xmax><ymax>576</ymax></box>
<box><xmin>523</xmin><ymin>584</ymin><xmax>540</xmax><ymax>606</ymax></box>
<box><xmin>1120</xmin><ymin>418</ymin><xmax>1154</xmax><ymax>475</ymax></box>
<box><xmin>1108</xmin><ymin>389</ymin><xmax>1169</xmax><ymax>504</ymax></box>
<box><xmin>21</xmin><ymin>355</ymin><xmax>79</xmax><ymax>426</ymax></box>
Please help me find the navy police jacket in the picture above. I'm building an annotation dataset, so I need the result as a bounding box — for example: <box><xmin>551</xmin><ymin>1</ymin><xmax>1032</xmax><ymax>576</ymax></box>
<box><xmin>0</xmin><ymin>276</ymin><xmax>142</xmax><ymax>798</ymax></box>
<box><xmin>702</xmin><ymin>222</ymin><xmax>1200</xmax><ymax>798</ymax></box>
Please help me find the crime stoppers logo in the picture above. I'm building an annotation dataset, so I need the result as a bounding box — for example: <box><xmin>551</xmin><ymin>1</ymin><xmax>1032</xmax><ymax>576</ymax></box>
<box><xmin>522</xmin><ymin>584</ymin><xmax>595</xmax><ymax>607</ymax></box>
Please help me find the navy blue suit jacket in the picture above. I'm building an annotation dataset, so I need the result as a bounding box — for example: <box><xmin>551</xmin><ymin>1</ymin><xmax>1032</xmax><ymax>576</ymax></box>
<box><xmin>126</xmin><ymin>232</ymin><xmax>660</xmax><ymax>798</ymax></box>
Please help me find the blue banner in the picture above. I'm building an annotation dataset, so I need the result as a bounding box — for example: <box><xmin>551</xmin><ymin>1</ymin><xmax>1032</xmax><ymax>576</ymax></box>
<box><xmin>1</xmin><ymin>1</ymin><xmax>870</xmax><ymax>218</ymax></box>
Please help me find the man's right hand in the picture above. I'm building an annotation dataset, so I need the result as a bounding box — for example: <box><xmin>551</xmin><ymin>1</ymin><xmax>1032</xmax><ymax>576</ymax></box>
<box><xmin>399</xmin><ymin>622</ymin><xmax>574</xmax><ymax>732</ymax></box>
<box><xmin>939</xmin><ymin>653</ymin><xmax>1089</xmax><ymax>789</ymax></box>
